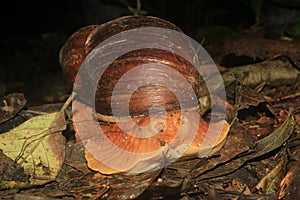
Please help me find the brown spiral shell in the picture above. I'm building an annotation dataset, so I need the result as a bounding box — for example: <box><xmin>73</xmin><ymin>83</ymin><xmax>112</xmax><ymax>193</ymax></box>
<box><xmin>61</xmin><ymin>15</ymin><xmax>230</xmax><ymax>175</ymax></box>
<box><xmin>59</xmin><ymin>15</ymin><xmax>208</xmax><ymax>118</ymax></box>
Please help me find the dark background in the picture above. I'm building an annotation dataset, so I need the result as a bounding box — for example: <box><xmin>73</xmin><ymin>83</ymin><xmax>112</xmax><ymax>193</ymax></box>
<box><xmin>1</xmin><ymin>0</ymin><xmax>300</xmax><ymax>105</ymax></box>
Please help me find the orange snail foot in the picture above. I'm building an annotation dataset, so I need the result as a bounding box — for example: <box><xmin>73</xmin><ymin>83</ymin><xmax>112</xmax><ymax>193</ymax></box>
<box><xmin>73</xmin><ymin>100</ymin><xmax>230</xmax><ymax>174</ymax></box>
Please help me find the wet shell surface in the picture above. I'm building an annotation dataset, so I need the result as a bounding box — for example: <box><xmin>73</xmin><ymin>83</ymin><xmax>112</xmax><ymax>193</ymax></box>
<box><xmin>59</xmin><ymin>15</ymin><xmax>207</xmax><ymax>118</ymax></box>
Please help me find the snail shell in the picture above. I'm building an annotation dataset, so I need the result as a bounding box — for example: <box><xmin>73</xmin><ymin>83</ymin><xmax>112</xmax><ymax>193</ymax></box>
<box><xmin>59</xmin><ymin>15</ymin><xmax>181</xmax><ymax>91</ymax></box>
<box><xmin>59</xmin><ymin>15</ymin><xmax>208</xmax><ymax>118</ymax></box>
<box><xmin>59</xmin><ymin>15</ymin><xmax>229</xmax><ymax>174</ymax></box>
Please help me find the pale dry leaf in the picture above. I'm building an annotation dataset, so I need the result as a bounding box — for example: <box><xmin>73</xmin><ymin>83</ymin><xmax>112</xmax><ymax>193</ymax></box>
<box><xmin>0</xmin><ymin>112</ymin><xmax>66</xmax><ymax>185</ymax></box>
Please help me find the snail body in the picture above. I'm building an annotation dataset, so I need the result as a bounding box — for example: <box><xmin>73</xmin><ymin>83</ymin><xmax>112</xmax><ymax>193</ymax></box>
<box><xmin>59</xmin><ymin>15</ymin><xmax>230</xmax><ymax>174</ymax></box>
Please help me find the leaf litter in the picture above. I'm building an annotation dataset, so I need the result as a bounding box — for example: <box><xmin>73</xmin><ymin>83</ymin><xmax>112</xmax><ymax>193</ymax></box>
<box><xmin>0</xmin><ymin>57</ymin><xmax>299</xmax><ymax>199</ymax></box>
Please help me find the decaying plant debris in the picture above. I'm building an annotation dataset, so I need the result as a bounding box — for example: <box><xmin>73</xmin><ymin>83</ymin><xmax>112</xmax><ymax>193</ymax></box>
<box><xmin>0</xmin><ymin>42</ymin><xmax>300</xmax><ymax>199</ymax></box>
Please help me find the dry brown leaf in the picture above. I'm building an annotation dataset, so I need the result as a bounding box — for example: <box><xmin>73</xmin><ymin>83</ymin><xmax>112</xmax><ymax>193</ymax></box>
<box><xmin>0</xmin><ymin>93</ymin><xmax>27</xmax><ymax>124</ymax></box>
